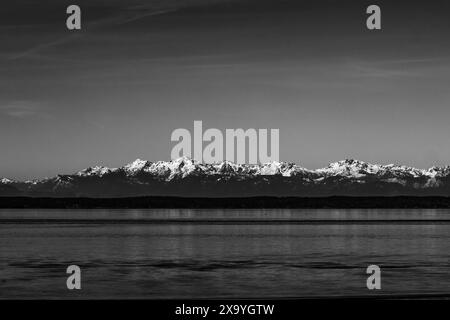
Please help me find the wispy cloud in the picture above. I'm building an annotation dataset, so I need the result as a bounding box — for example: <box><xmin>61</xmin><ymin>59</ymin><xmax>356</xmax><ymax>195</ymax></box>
<box><xmin>8</xmin><ymin>8</ymin><xmax>177</xmax><ymax>61</ymax></box>
<box><xmin>345</xmin><ymin>57</ymin><xmax>448</xmax><ymax>79</ymax></box>
<box><xmin>0</xmin><ymin>101</ymin><xmax>41</xmax><ymax>118</ymax></box>
<box><xmin>9</xmin><ymin>35</ymin><xmax>83</xmax><ymax>61</ymax></box>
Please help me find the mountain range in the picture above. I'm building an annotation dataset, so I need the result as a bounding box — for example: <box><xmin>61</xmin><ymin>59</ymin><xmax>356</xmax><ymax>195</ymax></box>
<box><xmin>1</xmin><ymin>157</ymin><xmax>450</xmax><ymax>197</ymax></box>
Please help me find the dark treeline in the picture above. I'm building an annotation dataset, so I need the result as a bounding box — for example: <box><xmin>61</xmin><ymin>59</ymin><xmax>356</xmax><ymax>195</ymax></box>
<box><xmin>1</xmin><ymin>196</ymin><xmax>450</xmax><ymax>209</ymax></box>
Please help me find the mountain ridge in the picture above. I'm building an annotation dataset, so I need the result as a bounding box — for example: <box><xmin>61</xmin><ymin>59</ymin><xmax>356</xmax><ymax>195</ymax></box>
<box><xmin>1</xmin><ymin>157</ymin><xmax>450</xmax><ymax>197</ymax></box>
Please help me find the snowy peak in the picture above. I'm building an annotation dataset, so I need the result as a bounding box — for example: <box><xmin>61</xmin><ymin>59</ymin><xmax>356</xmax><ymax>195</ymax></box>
<box><xmin>124</xmin><ymin>159</ymin><xmax>151</xmax><ymax>174</ymax></box>
<box><xmin>259</xmin><ymin>161</ymin><xmax>286</xmax><ymax>175</ymax></box>
<box><xmin>105</xmin><ymin>158</ymin><xmax>315</xmax><ymax>180</ymax></box>
<box><xmin>257</xmin><ymin>161</ymin><xmax>310</xmax><ymax>177</ymax></box>
<box><xmin>213</xmin><ymin>161</ymin><xmax>241</xmax><ymax>175</ymax></box>
<box><xmin>317</xmin><ymin>159</ymin><xmax>382</xmax><ymax>177</ymax></box>
<box><xmin>7</xmin><ymin>157</ymin><xmax>450</xmax><ymax>182</ymax></box>
<box><xmin>426</xmin><ymin>166</ymin><xmax>450</xmax><ymax>178</ymax></box>
<box><xmin>314</xmin><ymin>159</ymin><xmax>450</xmax><ymax>180</ymax></box>
<box><xmin>121</xmin><ymin>157</ymin><xmax>207</xmax><ymax>180</ymax></box>
<box><xmin>160</xmin><ymin>157</ymin><xmax>203</xmax><ymax>180</ymax></box>
<box><xmin>77</xmin><ymin>166</ymin><xmax>114</xmax><ymax>177</ymax></box>
<box><xmin>4</xmin><ymin>158</ymin><xmax>450</xmax><ymax>187</ymax></box>
<box><xmin>1</xmin><ymin>178</ymin><xmax>13</xmax><ymax>184</ymax></box>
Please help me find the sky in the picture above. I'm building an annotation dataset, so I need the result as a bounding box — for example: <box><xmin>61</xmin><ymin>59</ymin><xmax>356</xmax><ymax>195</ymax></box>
<box><xmin>1</xmin><ymin>0</ymin><xmax>450</xmax><ymax>179</ymax></box>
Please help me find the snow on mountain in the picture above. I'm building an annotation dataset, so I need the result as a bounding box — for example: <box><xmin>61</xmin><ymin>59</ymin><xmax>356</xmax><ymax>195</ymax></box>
<box><xmin>314</xmin><ymin>159</ymin><xmax>450</xmax><ymax>182</ymax></box>
<box><xmin>3</xmin><ymin>158</ymin><xmax>450</xmax><ymax>198</ymax></box>
<box><xmin>77</xmin><ymin>166</ymin><xmax>116</xmax><ymax>177</ymax></box>
<box><xmin>317</xmin><ymin>159</ymin><xmax>383</xmax><ymax>178</ymax></box>
<box><xmin>45</xmin><ymin>175</ymin><xmax>76</xmax><ymax>192</ymax></box>
<box><xmin>135</xmin><ymin>158</ymin><xmax>313</xmax><ymax>180</ymax></box>
<box><xmin>124</xmin><ymin>159</ymin><xmax>151</xmax><ymax>175</ymax></box>
<box><xmin>382</xmin><ymin>164</ymin><xmax>426</xmax><ymax>178</ymax></box>
<box><xmin>211</xmin><ymin>160</ymin><xmax>244</xmax><ymax>176</ymax></box>
<box><xmin>1</xmin><ymin>178</ymin><xmax>13</xmax><ymax>184</ymax></box>
<box><xmin>426</xmin><ymin>166</ymin><xmax>450</xmax><ymax>178</ymax></box>
<box><xmin>256</xmin><ymin>161</ymin><xmax>311</xmax><ymax>177</ymax></box>
<box><xmin>151</xmin><ymin>157</ymin><xmax>204</xmax><ymax>180</ymax></box>
<box><xmin>120</xmin><ymin>157</ymin><xmax>211</xmax><ymax>180</ymax></box>
<box><xmin>34</xmin><ymin>158</ymin><xmax>450</xmax><ymax>182</ymax></box>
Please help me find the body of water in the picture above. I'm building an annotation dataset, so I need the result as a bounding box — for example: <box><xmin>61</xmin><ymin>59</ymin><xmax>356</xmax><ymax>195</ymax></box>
<box><xmin>1</xmin><ymin>209</ymin><xmax>449</xmax><ymax>299</ymax></box>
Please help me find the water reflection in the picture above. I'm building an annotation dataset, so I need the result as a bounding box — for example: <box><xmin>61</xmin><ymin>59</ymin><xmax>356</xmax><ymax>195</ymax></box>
<box><xmin>0</xmin><ymin>209</ymin><xmax>449</xmax><ymax>298</ymax></box>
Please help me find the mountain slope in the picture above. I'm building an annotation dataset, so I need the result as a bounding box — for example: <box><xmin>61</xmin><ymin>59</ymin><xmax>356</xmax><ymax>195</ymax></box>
<box><xmin>1</xmin><ymin>158</ymin><xmax>450</xmax><ymax>197</ymax></box>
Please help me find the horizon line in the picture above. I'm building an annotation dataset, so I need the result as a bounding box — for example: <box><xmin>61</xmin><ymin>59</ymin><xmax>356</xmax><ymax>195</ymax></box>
<box><xmin>2</xmin><ymin>157</ymin><xmax>450</xmax><ymax>182</ymax></box>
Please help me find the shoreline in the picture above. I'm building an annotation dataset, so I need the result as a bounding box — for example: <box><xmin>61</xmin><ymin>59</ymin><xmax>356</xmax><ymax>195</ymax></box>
<box><xmin>1</xmin><ymin>196</ymin><xmax>450</xmax><ymax>209</ymax></box>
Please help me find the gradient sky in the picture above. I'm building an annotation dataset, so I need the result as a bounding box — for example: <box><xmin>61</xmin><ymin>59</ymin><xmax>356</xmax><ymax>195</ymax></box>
<box><xmin>1</xmin><ymin>0</ymin><xmax>450</xmax><ymax>179</ymax></box>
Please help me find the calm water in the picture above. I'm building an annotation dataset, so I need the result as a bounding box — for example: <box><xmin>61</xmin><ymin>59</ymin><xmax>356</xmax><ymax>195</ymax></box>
<box><xmin>0</xmin><ymin>209</ymin><xmax>450</xmax><ymax>299</ymax></box>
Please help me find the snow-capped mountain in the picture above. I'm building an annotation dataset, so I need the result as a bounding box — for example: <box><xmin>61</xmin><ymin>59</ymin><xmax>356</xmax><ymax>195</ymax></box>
<box><xmin>1</xmin><ymin>178</ymin><xmax>14</xmax><ymax>184</ymax></box>
<box><xmin>317</xmin><ymin>159</ymin><xmax>384</xmax><ymax>177</ymax></box>
<box><xmin>75</xmin><ymin>157</ymin><xmax>313</xmax><ymax>180</ymax></box>
<box><xmin>1</xmin><ymin>158</ymin><xmax>450</xmax><ymax>197</ymax></box>
<box><xmin>76</xmin><ymin>166</ymin><xmax>116</xmax><ymax>177</ymax></box>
